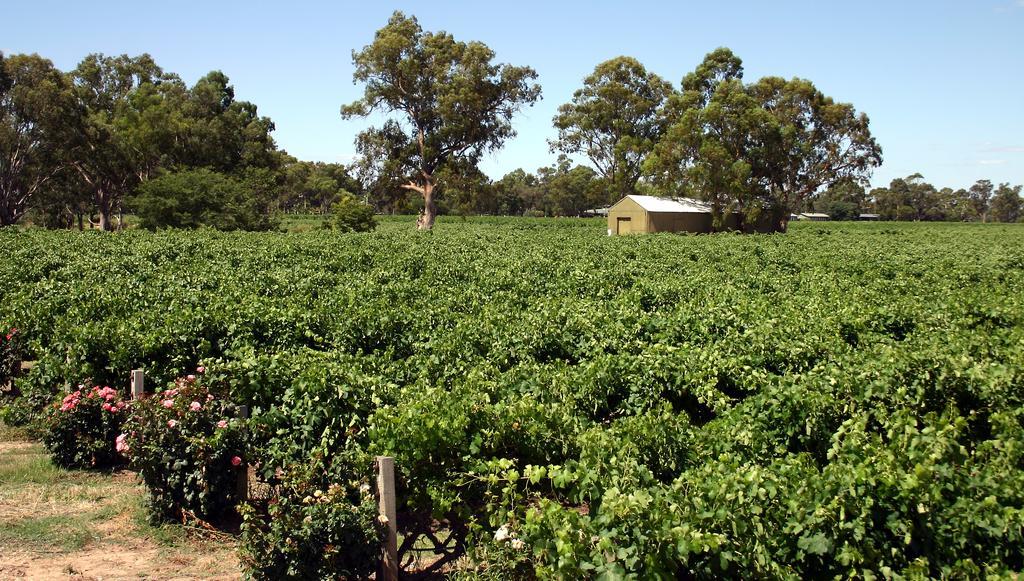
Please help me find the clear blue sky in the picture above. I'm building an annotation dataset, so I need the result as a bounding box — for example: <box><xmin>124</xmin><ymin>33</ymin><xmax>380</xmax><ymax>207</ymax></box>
<box><xmin>5</xmin><ymin>0</ymin><xmax>1023</xmax><ymax>189</ymax></box>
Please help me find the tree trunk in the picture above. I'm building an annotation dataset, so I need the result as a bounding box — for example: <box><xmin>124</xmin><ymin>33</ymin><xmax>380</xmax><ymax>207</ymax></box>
<box><xmin>97</xmin><ymin>192</ymin><xmax>113</xmax><ymax>232</ymax></box>
<box><xmin>416</xmin><ymin>180</ymin><xmax>437</xmax><ymax>231</ymax></box>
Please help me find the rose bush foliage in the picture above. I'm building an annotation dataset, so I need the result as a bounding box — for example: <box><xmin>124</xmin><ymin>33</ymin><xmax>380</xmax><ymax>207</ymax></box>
<box><xmin>239</xmin><ymin>455</ymin><xmax>381</xmax><ymax>580</ymax></box>
<box><xmin>0</xmin><ymin>325</ymin><xmax>18</xmax><ymax>387</ymax></box>
<box><xmin>42</xmin><ymin>384</ymin><xmax>128</xmax><ymax>469</ymax></box>
<box><xmin>124</xmin><ymin>371</ymin><xmax>248</xmax><ymax>523</ymax></box>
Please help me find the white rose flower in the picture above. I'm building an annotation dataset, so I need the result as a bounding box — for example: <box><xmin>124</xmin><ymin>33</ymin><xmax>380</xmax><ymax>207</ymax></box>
<box><xmin>494</xmin><ymin>524</ymin><xmax>511</xmax><ymax>543</ymax></box>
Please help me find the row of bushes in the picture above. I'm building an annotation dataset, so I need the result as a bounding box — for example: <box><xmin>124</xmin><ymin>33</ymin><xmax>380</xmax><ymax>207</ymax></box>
<box><xmin>28</xmin><ymin>363</ymin><xmax>384</xmax><ymax>579</ymax></box>
<box><xmin>135</xmin><ymin>169</ymin><xmax>377</xmax><ymax>233</ymax></box>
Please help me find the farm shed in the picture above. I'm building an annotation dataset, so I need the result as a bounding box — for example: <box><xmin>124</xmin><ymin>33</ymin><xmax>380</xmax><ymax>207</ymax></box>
<box><xmin>797</xmin><ymin>212</ymin><xmax>830</xmax><ymax>221</ymax></box>
<box><xmin>607</xmin><ymin>195</ymin><xmax>716</xmax><ymax>235</ymax></box>
<box><xmin>607</xmin><ymin>195</ymin><xmax>780</xmax><ymax>235</ymax></box>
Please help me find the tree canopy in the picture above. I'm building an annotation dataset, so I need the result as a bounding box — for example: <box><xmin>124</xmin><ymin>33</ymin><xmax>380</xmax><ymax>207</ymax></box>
<box><xmin>648</xmin><ymin>48</ymin><xmax>882</xmax><ymax>231</ymax></box>
<box><xmin>341</xmin><ymin>11</ymin><xmax>541</xmax><ymax>230</ymax></box>
<box><xmin>0</xmin><ymin>53</ymin><xmax>78</xmax><ymax>226</ymax></box>
<box><xmin>551</xmin><ymin>56</ymin><xmax>672</xmax><ymax>201</ymax></box>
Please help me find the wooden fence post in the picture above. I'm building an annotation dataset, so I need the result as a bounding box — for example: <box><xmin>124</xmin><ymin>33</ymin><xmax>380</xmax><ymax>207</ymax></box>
<box><xmin>236</xmin><ymin>405</ymin><xmax>250</xmax><ymax>500</ymax></box>
<box><xmin>377</xmin><ymin>456</ymin><xmax>398</xmax><ymax>581</ymax></box>
<box><xmin>130</xmin><ymin>369</ymin><xmax>145</xmax><ymax>399</ymax></box>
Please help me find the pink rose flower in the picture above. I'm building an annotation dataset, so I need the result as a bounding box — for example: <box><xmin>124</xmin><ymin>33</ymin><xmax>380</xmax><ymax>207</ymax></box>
<box><xmin>102</xmin><ymin>403</ymin><xmax>113</xmax><ymax>412</ymax></box>
<box><xmin>196</xmin><ymin>366</ymin><xmax>206</xmax><ymax>374</ymax></box>
<box><xmin>189</xmin><ymin>401</ymin><xmax>202</xmax><ymax>412</ymax></box>
<box><xmin>217</xmin><ymin>420</ymin><xmax>228</xmax><ymax>429</ymax></box>
<box><xmin>115</xmin><ymin>434</ymin><xmax>130</xmax><ymax>454</ymax></box>
<box><xmin>231</xmin><ymin>456</ymin><xmax>242</xmax><ymax>467</ymax></box>
<box><xmin>162</xmin><ymin>399</ymin><xmax>174</xmax><ymax>408</ymax></box>
<box><xmin>186</xmin><ymin>374</ymin><xmax>196</xmax><ymax>381</ymax></box>
<box><xmin>167</xmin><ymin>420</ymin><xmax>177</xmax><ymax>428</ymax></box>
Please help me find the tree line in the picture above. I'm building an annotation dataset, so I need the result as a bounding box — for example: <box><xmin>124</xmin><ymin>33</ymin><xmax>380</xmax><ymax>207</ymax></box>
<box><xmin>0</xmin><ymin>52</ymin><xmax>360</xmax><ymax>230</ymax></box>
<box><xmin>3</xmin><ymin>12</ymin><xmax>1021</xmax><ymax>231</ymax></box>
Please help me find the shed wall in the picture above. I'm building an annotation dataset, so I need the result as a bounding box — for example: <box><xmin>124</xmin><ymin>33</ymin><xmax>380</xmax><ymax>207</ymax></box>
<box><xmin>648</xmin><ymin>212</ymin><xmax>714</xmax><ymax>233</ymax></box>
<box><xmin>607</xmin><ymin>198</ymin><xmax>649</xmax><ymax>234</ymax></box>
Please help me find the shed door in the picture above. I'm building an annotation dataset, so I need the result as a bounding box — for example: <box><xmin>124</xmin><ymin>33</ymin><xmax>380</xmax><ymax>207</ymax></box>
<box><xmin>617</xmin><ymin>217</ymin><xmax>632</xmax><ymax>235</ymax></box>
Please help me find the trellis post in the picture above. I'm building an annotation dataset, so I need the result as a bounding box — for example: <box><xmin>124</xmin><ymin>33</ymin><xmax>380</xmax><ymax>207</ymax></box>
<box><xmin>130</xmin><ymin>369</ymin><xmax>145</xmax><ymax>399</ymax></box>
<box><xmin>377</xmin><ymin>456</ymin><xmax>398</xmax><ymax>581</ymax></box>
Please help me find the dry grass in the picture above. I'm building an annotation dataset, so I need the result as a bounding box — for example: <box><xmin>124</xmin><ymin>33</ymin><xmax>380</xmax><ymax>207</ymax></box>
<box><xmin>0</xmin><ymin>423</ymin><xmax>240</xmax><ymax>579</ymax></box>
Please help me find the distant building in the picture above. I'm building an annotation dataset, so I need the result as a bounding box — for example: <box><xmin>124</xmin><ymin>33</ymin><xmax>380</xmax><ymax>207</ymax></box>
<box><xmin>858</xmin><ymin>213</ymin><xmax>880</xmax><ymax>221</ymax></box>
<box><xmin>797</xmin><ymin>213</ymin><xmax>831</xmax><ymax>221</ymax></box>
<box><xmin>606</xmin><ymin>195</ymin><xmax>777</xmax><ymax>235</ymax></box>
<box><xmin>581</xmin><ymin>207</ymin><xmax>610</xmax><ymax>218</ymax></box>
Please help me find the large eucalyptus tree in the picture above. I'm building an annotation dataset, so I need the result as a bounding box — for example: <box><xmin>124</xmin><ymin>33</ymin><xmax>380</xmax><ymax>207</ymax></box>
<box><xmin>341</xmin><ymin>12</ymin><xmax>541</xmax><ymax>230</ymax></box>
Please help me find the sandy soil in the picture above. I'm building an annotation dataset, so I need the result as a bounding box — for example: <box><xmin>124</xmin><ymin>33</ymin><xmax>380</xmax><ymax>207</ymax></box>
<box><xmin>0</xmin><ymin>435</ymin><xmax>240</xmax><ymax>580</ymax></box>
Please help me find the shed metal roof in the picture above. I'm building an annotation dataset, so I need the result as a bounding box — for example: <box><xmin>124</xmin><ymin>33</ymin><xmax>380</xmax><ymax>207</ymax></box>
<box><xmin>626</xmin><ymin>195</ymin><xmax>713</xmax><ymax>213</ymax></box>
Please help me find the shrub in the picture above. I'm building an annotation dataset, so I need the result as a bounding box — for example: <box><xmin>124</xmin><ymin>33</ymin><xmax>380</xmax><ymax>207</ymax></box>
<box><xmin>450</xmin><ymin>525</ymin><xmax>535</xmax><ymax>580</ymax></box>
<box><xmin>134</xmin><ymin>168</ymin><xmax>279</xmax><ymax>232</ymax></box>
<box><xmin>327</xmin><ymin>192</ymin><xmax>377</xmax><ymax>233</ymax></box>
<box><xmin>124</xmin><ymin>371</ymin><xmax>248</xmax><ymax>523</ymax></box>
<box><xmin>42</xmin><ymin>384</ymin><xmax>128</xmax><ymax>469</ymax></box>
<box><xmin>1</xmin><ymin>363</ymin><xmax>72</xmax><ymax>428</ymax></box>
<box><xmin>0</xmin><ymin>325</ymin><xmax>18</xmax><ymax>387</ymax></box>
<box><xmin>239</xmin><ymin>457</ymin><xmax>381</xmax><ymax>580</ymax></box>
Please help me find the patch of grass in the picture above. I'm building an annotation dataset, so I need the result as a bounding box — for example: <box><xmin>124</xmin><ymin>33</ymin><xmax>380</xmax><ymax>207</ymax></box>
<box><xmin>0</xmin><ymin>452</ymin><xmax>63</xmax><ymax>485</ymax></box>
<box><xmin>129</xmin><ymin>494</ymin><xmax>189</xmax><ymax>548</ymax></box>
<box><xmin>0</xmin><ymin>514</ymin><xmax>95</xmax><ymax>551</ymax></box>
<box><xmin>0</xmin><ymin>424</ymin><xmax>239</xmax><ymax>576</ymax></box>
<box><xmin>0</xmin><ymin>421</ymin><xmax>28</xmax><ymax>443</ymax></box>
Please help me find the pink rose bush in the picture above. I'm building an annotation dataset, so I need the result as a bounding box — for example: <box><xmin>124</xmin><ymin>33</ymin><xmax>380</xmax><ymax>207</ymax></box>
<box><xmin>123</xmin><ymin>372</ymin><xmax>248</xmax><ymax>522</ymax></box>
<box><xmin>43</xmin><ymin>383</ymin><xmax>129</xmax><ymax>469</ymax></box>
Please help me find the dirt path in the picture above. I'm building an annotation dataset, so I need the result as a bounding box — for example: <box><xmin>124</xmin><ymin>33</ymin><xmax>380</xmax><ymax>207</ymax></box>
<box><xmin>0</xmin><ymin>429</ymin><xmax>240</xmax><ymax>580</ymax></box>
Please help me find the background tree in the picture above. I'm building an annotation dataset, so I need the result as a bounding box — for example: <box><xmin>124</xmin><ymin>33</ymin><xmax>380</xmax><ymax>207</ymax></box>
<box><xmin>492</xmin><ymin>168</ymin><xmax>538</xmax><ymax>216</ymax></box>
<box><xmin>68</xmin><ymin>53</ymin><xmax>185</xmax><ymax>230</ymax></box>
<box><xmin>436</xmin><ymin>160</ymin><xmax>493</xmax><ymax>216</ymax></box>
<box><xmin>871</xmin><ymin>174</ymin><xmax>944</xmax><ymax>221</ymax></box>
<box><xmin>538</xmin><ymin>155</ymin><xmax>605</xmax><ymax>216</ymax></box>
<box><xmin>31</xmin><ymin>167</ymin><xmax>92</xmax><ymax>229</ymax></box>
<box><xmin>968</xmin><ymin>179</ymin><xmax>994</xmax><ymax>222</ymax></box>
<box><xmin>178</xmin><ymin>71</ymin><xmax>280</xmax><ymax>175</ymax></box>
<box><xmin>551</xmin><ymin>56</ymin><xmax>672</xmax><ymax>201</ymax></box>
<box><xmin>279</xmin><ymin>158</ymin><xmax>361</xmax><ymax>214</ymax></box>
<box><xmin>341</xmin><ymin>11</ymin><xmax>541</xmax><ymax>230</ymax></box>
<box><xmin>750</xmin><ymin>75</ymin><xmax>882</xmax><ymax>229</ymax></box>
<box><xmin>647</xmin><ymin>50</ymin><xmax>772</xmax><ymax>230</ymax></box>
<box><xmin>812</xmin><ymin>180</ymin><xmax>868</xmax><ymax>218</ymax></box>
<box><xmin>936</xmin><ymin>187</ymin><xmax>973</xmax><ymax>222</ymax></box>
<box><xmin>990</xmin><ymin>183</ymin><xmax>1022</xmax><ymax>223</ymax></box>
<box><xmin>0</xmin><ymin>53</ymin><xmax>78</xmax><ymax>226</ymax></box>
<box><xmin>648</xmin><ymin>48</ymin><xmax>881</xmax><ymax>232</ymax></box>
